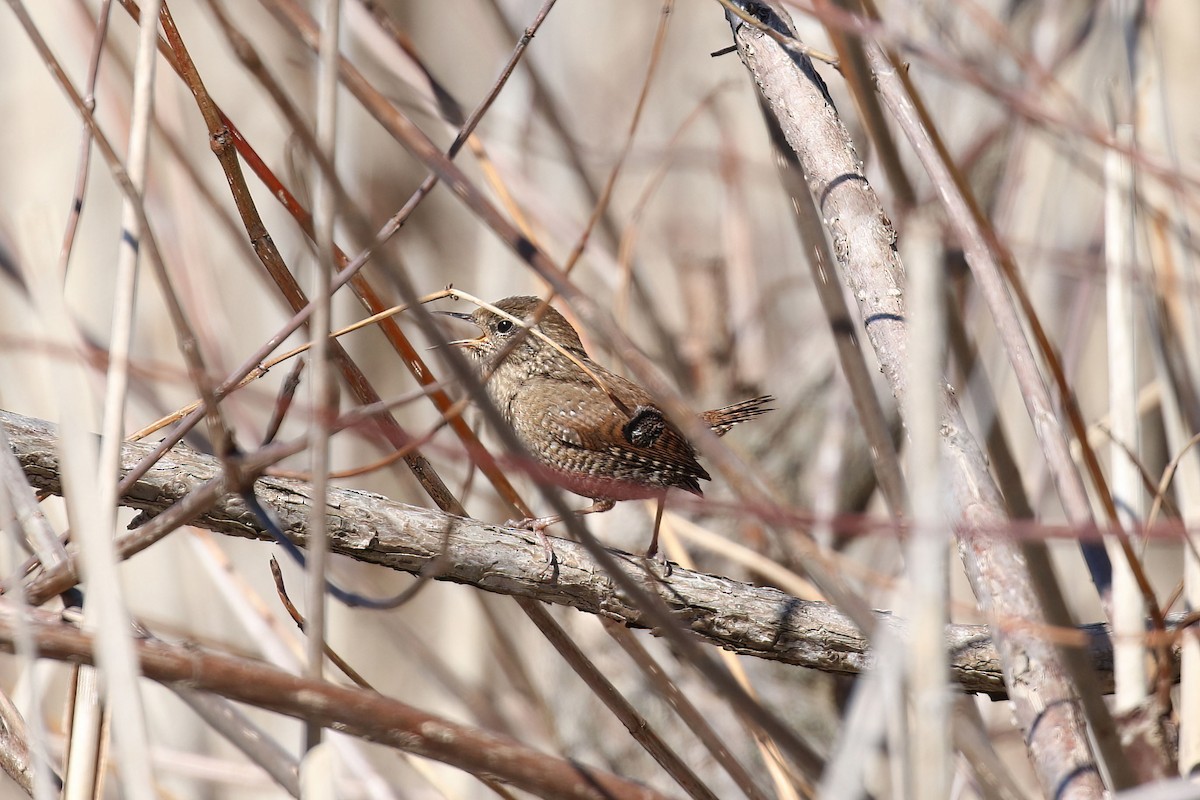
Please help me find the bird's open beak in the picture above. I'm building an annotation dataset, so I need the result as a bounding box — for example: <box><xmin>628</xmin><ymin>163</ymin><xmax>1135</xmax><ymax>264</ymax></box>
<box><xmin>436</xmin><ymin>310</ymin><xmax>484</xmax><ymax>348</ymax></box>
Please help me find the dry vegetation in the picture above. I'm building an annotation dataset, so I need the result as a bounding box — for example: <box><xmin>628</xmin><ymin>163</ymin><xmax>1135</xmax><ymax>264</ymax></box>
<box><xmin>0</xmin><ymin>0</ymin><xmax>1198</xmax><ymax>798</ymax></box>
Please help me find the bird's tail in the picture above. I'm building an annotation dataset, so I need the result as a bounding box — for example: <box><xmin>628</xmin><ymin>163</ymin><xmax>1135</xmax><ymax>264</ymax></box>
<box><xmin>702</xmin><ymin>395</ymin><xmax>774</xmax><ymax>437</ymax></box>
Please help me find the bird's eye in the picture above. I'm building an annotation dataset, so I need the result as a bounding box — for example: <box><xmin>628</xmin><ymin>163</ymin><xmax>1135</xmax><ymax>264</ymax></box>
<box><xmin>495</xmin><ymin>319</ymin><xmax>515</xmax><ymax>334</ymax></box>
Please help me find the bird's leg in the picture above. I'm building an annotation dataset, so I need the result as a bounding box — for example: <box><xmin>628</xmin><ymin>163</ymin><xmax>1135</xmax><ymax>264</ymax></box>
<box><xmin>504</xmin><ymin>514</ymin><xmax>559</xmax><ymax>568</ymax></box>
<box><xmin>644</xmin><ymin>495</ymin><xmax>670</xmax><ymax>575</ymax></box>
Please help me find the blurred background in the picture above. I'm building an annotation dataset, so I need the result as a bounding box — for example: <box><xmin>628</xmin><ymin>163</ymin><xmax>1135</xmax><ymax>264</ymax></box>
<box><xmin>0</xmin><ymin>0</ymin><xmax>1197</xmax><ymax>797</ymax></box>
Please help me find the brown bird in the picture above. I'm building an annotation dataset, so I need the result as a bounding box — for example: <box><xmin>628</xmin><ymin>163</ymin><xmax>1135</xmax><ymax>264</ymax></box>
<box><xmin>442</xmin><ymin>296</ymin><xmax>772</xmax><ymax>558</ymax></box>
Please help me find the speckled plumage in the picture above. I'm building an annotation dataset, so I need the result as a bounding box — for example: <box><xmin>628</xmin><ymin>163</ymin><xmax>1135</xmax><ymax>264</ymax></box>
<box><xmin>448</xmin><ymin>296</ymin><xmax>772</xmax><ymax>506</ymax></box>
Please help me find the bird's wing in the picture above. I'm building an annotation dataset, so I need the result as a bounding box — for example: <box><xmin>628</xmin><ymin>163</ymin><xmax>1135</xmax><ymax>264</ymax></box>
<box><xmin>533</xmin><ymin>373</ymin><xmax>711</xmax><ymax>494</ymax></box>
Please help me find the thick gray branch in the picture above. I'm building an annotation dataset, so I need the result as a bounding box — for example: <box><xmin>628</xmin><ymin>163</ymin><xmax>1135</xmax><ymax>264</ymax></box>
<box><xmin>0</xmin><ymin>408</ymin><xmax>1170</xmax><ymax>698</ymax></box>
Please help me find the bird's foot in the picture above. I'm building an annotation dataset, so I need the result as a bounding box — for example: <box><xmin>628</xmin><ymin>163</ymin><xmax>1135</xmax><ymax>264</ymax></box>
<box><xmin>643</xmin><ymin>542</ymin><xmax>672</xmax><ymax>577</ymax></box>
<box><xmin>506</xmin><ymin>516</ymin><xmax>560</xmax><ymax>576</ymax></box>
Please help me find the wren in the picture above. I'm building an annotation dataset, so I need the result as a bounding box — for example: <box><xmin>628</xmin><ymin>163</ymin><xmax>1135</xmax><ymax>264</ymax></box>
<box><xmin>442</xmin><ymin>295</ymin><xmax>772</xmax><ymax>557</ymax></box>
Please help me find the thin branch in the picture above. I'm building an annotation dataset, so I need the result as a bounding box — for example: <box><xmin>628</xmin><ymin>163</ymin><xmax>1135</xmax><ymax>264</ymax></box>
<box><xmin>518</xmin><ymin>599</ymin><xmax>723</xmax><ymax>800</ymax></box>
<box><xmin>304</xmin><ymin>0</ymin><xmax>342</xmax><ymax>751</ymax></box>
<box><xmin>0</xmin><ymin>604</ymin><xmax>670</xmax><ymax>800</ymax></box>
<box><xmin>603</xmin><ymin>620</ymin><xmax>773</xmax><ymax>800</ymax></box>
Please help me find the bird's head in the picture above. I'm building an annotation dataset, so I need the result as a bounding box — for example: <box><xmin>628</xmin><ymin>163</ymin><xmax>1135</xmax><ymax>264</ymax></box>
<box><xmin>440</xmin><ymin>296</ymin><xmax>587</xmax><ymax>374</ymax></box>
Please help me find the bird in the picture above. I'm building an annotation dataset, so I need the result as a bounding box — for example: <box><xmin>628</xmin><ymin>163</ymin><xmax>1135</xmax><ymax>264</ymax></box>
<box><xmin>440</xmin><ymin>295</ymin><xmax>772</xmax><ymax>558</ymax></box>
